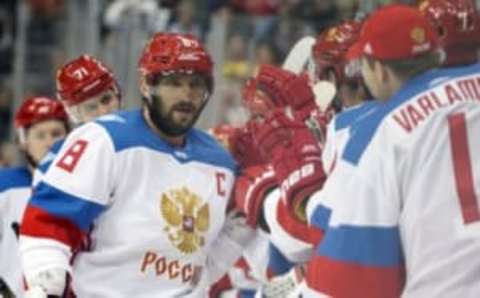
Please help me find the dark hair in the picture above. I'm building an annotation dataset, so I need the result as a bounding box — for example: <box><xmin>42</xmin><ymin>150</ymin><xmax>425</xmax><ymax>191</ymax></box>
<box><xmin>365</xmin><ymin>50</ymin><xmax>442</xmax><ymax>80</ymax></box>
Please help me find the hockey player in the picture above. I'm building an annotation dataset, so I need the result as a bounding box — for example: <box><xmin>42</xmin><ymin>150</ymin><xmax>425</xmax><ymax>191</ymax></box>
<box><xmin>418</xmin><ymin>0</ymin><xmax>480</xmax><ymax>67</ymax></box>
<box><xmin>225</xmin><ymin>65</ymin><xmax>327</xmax><ymax>298</ymax></box>
<box><xmin>311</xmin><ymin>20</ymin><xmax>376</xmax><ymax>173</ymax></box>
<box><xmin>0</xmin><ymin>97</ymin><xmax>69</xmax><ymax>297</ymax></box>
<box><xmin>312</xmin><ymin>20</ymin><xmax>367</xmax><ymax>111</ymax></box>
<box><xmin>32</xmin><ymin>54</ymin><xmax>122</xmax><ymax>186</ymax></box>
<box><xmin>306</xmin><ymin>4</ymin><xmax>480</xmax><ymax>297</ymax></box>
<box><xmin>19</xmin><ymin>32</ymin><xmax>253</xmax><ymax>298</ymax></box>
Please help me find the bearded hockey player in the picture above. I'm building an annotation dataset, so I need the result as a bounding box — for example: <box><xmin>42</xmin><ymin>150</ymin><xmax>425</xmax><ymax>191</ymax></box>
<box><xmin>20</xmin><ymin>33</ymin><xmax>253</xmax><ymax>298</ymax></box>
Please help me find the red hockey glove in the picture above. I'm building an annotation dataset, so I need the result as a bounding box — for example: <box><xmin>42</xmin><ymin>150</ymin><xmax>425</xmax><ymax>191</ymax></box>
<box><xmin>234</xmin><ymin>164</ymin><xmax>277</xmax><ymax>228</ymax></box>
<box><xmin>242</xmin><ymin>78</ymin><xmax>277</xmax><ymax>118</ymax></box>
<box><xmin>229</xmin><ymin>124</ymin><xmax>265</xmax><ymax>168</ymax></box>
<box><xmin>250</xmin><ymin>110</ymin><xmax>327</xmax><ymax>221</ymax></box>
<box><xmin>256</xmin><ymin>65</ymin><xmax>317</xmax><ymax>121</ymax></box>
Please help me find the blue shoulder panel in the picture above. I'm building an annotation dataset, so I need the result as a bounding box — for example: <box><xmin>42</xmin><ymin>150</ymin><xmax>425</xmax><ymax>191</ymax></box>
<box><xmin>0</xmin><ymin>166</ymin><xmax>32</xmax><ymax>193</ymax></box>
<box><xmin>96</xmin><ymin>109</ymin><xmax>237</xmax><ymax>173</ymax></box>
<box><xmin>187</xmin><ymin>129</ymin><xmax>238</xmax><ymax>173</ymax></box>
<box><xmin>268</xmin><ymin>242</ymin><xmax>295</xmax><ymax>275</ymax></box>
<box><xmin>334</xmin><ymin>100</ymin><xmax>377</xmax><ymax>131</ymax></box>
<box><xmin>342</xmin><ymin>63</ymin><xmax>480</xmax><ymax>165</ymax></box>
<box><xmin>317</xmin><ymin>224</ymin><xmax>403</xmax><ymax>267</ymax></box>
<box><xmin>310</xmin><ymin>203</ymin><xmax>332</xmax><ymax>231</ymax></box>
<box><xmin>30</xmin><ymin>181</ymin><xmax>105</xmax><ymax>232</ymax></box>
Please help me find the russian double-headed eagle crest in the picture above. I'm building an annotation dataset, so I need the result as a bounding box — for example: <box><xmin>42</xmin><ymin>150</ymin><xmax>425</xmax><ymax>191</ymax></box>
<box><xmin>161</xmin><ymin>187</ymin><xmax>209</xmax><ymax>254</ymax></box>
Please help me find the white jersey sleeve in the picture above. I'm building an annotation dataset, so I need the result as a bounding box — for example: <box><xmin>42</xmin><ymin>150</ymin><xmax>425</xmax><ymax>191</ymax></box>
<box><xmin>321</xmin><ymin>101</ymin><xmax>378</xmax><ymax>176</ymax></box>
<box><xmin>0</xmin><ymin>167</ymin><xmax>31</xmax><ymax>297</ymax></box>
<box><xmin>20</xmin><ymin>122</ymin><xmax>116</xmax><ymax>277</ymax></box>
<box><xmin>263</xmin><ymin>189</ymin><xmax>313</xmax><ymax>264</ymax></box>
<box><xmin>203</xmin><ymin>211</ymin><xmax>255</xmax><ymax>285</ymax></box>
<box><xmin>308</xmin><ymin>101</ymin><xmax>378</xmax><ymax>232</ymax></box>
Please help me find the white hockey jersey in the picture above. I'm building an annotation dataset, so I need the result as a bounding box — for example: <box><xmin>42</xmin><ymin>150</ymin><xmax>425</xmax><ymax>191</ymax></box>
<box><xmin>0</xmin><ymin>166</ymin><xmax>31</xmax><ymax>297</ymax></box>
<box><xmin>307</xmin><ymin>100</ymin><xmax>378</xmax><ymax>232</ymax></box>
<box><xmin>20</xmin><ymin>109</ymin><xmax>238</xmax><ymax>297</ymax></box>
<box><xmin>261</xmin><ymin>101</ymin><xmax>379</xmax><ymax>266</ymax></box>
<box><xmin>308</xmin><ymin>63</ymin><xmax>480</xmax><ymax>297</ymax></box>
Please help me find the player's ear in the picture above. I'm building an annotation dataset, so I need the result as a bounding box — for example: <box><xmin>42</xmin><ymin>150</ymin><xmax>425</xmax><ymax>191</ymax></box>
<box><xmin>374</xmin><ymin>60</ymin><xmax>389</xmax><ymax>83</ymax></box>
<box><xmin>139</xmin><ymin>75</ymin><xmax>151</xmax><ymax>99</ymax></box>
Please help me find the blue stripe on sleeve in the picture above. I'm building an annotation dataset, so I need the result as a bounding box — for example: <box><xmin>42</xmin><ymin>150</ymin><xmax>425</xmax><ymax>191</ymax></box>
<box><xmin>30</xmin><ymin>181</ymin><xmax>106</xmax><ymax>232</ymax></box>
<box><xmin>239</xmin><ymin>289</ymin><xmax>256</xmax><ymax>298</ymax></box>
<box><xmin>317</xmin><ymin>225</ymin><xmax>403</xmax><ymax>267</ymax></box>
<box><xmin>268</xmin><ymin>242</ymin><xmax>295</xmax><ymax>275</ymax></box>
<box><xmin>310</xmin><ymin>204</ymin><xmax>332</xmax><ymax>231</ymax></box>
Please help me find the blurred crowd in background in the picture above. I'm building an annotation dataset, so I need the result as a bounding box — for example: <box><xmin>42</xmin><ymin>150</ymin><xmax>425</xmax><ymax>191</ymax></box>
<box><xmin>0</xmin><ymin>0</ymin><xmax>453</xmax><ymax>166</ymax></box>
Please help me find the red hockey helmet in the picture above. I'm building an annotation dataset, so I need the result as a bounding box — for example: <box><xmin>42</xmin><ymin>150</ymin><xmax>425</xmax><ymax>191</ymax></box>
<box><xmin>241</xmin><ymin>78</ymin><xmax>276</xmax><ymax>117</ymax></box>
<box><xmin>312</xmin><ymin>20</ymin><xmax>362</xmax><ymax>84</ymax></box>
<box><xmin>419</xmin><ymin>0</ymin><xmax>480</xmax><ymax>66</ymax></box>
<box><xmin>138</xmin><ymin>33</ymin><xmax>213</xmax><ymax>91</ymax></box>
<box><xmin>56</xmin><ymin>55</ymin><xmax>120</xmax><ymax>106</ymax></box>
<box><xmin>15</xmin><ymin>96</ymin><xmax>68</xmax><ymax>129</ymax></box>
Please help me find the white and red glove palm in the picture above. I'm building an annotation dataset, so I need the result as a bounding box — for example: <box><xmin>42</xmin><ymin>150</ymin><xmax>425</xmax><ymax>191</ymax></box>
<box><xmin>234</xmin><ymin>164</ymin><xmax>277</xmax><ymax>229</ymax></box>
<box><xmin>229</xmin><ymin>125</ymin><xmax>265</xmax><ymax>168</ymax></box>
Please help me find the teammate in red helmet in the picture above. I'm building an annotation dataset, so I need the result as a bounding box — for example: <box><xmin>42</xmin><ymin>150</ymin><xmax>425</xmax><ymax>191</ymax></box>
<box><xmin>418</xmin><ymin>0</ymin><xmax>480</xmax><ymax>66</ymax></box>
<box><xmin>14</xmin><ymin>97</ymin><xmax>69</xmax><ymax>168</ymax></box>
<box><xmin>138</xmin><ymin>33</ymin><xmax>213</xmax><ymax>142</ymax></box>
<box><xmin>20</xmin><ymin>33</ymin><xmax>252</xmax><ymax>298</ymax></box>
<box><xmin>30</xmin><ymin>54</ymin><xmax>122</xmax><ymax>188</ymax></box>
<box><xmin>307</xmin><ymin>3</ymin><xmax>480</xmax><ymax>296</ymax></box>
<box><xmin>56</xmin><ymin>54</ymin><xmax>121</xmax><ymax>124</ymax></box>
<box><xmin>312</xmin><ymin>20</ymin><xmax>370</xmax><ymax>110</ymax></box>
<box><xmin>0</xmin><ymin>96</ymin><xmax>69</xmax><ymax>298</ymax></box>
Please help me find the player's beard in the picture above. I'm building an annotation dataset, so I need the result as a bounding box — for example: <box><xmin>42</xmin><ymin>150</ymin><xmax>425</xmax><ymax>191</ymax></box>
<box><xmin>144</xmin><ymin>93</ymin><xmax>206</xmax><ymax>137</ymax></box>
